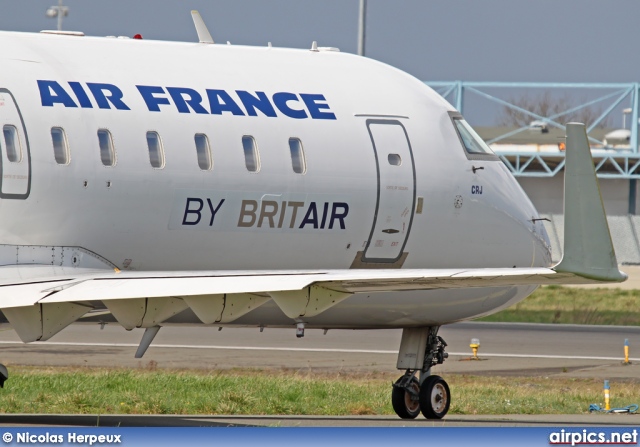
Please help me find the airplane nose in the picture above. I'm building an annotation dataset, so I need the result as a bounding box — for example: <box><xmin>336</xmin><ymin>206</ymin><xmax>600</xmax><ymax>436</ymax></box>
<box><xmin>494</xmin><ymin>165</ymin><xmax>553</xmax><ymax>268</ymax></box>
<box><xmin>531</xmin><ymin>217</ymin><xmax>553</xmax><ymax>267</ymax></box>
<box><xmin>510</xmin><ymin>181</ymin><xmax>553</xmax><ymax>267</ymax></box>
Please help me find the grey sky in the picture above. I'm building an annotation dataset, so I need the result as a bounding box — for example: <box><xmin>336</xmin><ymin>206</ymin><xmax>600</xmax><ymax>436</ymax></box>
<box><xmin>3</xmin><ymin>1</ymin><xmax>639</xmax><ymax>83</ymax></box>
<box><xmin>2</xmin><ymin>1</ymin><xmax>639</xmax><ymax>125</ymax></box>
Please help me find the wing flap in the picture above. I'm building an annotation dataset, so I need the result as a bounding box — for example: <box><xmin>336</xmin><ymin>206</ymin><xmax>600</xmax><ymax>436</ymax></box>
<box><xmin>0</xmin><ymin>281</ymin><xmax>69</xmax><ymax>308</ymax></box>
<box><xmin>37</xmin><ymin>274</ymin><xmax>318</xmax><ymax>304</ymax></box>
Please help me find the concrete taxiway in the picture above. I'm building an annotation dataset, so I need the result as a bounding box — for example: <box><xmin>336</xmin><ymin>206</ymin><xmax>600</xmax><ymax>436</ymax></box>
<box><xmin>0</xmin><ymin>321</ymin><xmax>637</xmax><ymax>381</ymax></box>
<box><xmin>0</xmin><ymin>413</ymin><xmax>638</xmax><ymax>427</ymax></box>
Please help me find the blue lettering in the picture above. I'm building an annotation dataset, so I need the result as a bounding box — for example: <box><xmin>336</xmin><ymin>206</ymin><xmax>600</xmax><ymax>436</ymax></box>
<box><xmin>87</xmin><ymin>83</ymin><xmax>130</xmax><ymax>110</ymax></box>
<box><xmin>137</xmin><ymin>85</ymin><xmax>171</xmax><ymax>112</ymax></box>
<box><xmin>299</xmin><ymin>202</ymin><xmax>319</xmax><ymax>229</ymax></box>
<box><xmin>236</xmin><ymin>90</ymin><xmax>277</xmax><ymax>117</ymax></box>
<box><xmin>206</xmin><ymin>198</ymin><xmax>225</xmax><ymax>226</ymax></box>
<box><xmin>68</xmin><ymin>82</ymin><xmax>93</xmax><ymax>108</ymax></box>
<box><xmin>471</xmin><ymin>185</ymin><xmax>483</xmax><ymax>195</ymax></box>
<box><xmin>206</xmin><ymin>89</ymin><xmax>245</xmax><ymax>115</ymax></box>
<box><xmin>38</xmin><ymin>80</ymin><xmax>77</xmax><ymax>107</ymax></box>
<box><xmin>41</xmin><ymin>80</ymin><xmax>337</xmax><ymax>121</ymax></box>
<box><xmin>328</xmin><ymin>202</ymin><xmax>349</xmax><ymax>229</ymax></box>
<box><xmin>300</xmin><ymin>93</ymin><xmax>336</xmax><ymax>120</ymax></box>
<box><xmin>167</xmin><ymin>87</ymin><xmax>208</xmax><ymax>114</ymax></box>
<box><xmin>273</xmin><ymin>92</ymin><xmax>307</xmax><ymax>119</ymax></box>
<box><xmin>182</xmin><ymin>198</ymin><xmax>204</xmax><ymax>225</ymax></box>
<box><xmin>319</xmin><ymin>202</ymin><xmax>329</xmax><ymax>229</ymax></box>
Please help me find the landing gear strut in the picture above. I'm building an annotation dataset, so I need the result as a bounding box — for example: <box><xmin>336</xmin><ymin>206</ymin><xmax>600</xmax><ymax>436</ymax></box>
<box><xmin>392</xmin><ymin>326</ymin><xmax>450</xmax><ymax>419</ymax></box>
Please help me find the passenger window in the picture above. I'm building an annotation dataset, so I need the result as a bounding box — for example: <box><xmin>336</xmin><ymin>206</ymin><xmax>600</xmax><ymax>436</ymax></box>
<box><xmin>194</xmin><ymin>133</ymin><xmax>212</xmax><ymax>171</ymax></box>
<box><xmin>453</xmin><ymin>118</ymin><xmax>495</xmax><ymax>155</ymax></box>
<box><xmin>147</xmin><ymin>131</ymin><xmax>165</xmax><ymax>169</ymax></box>
<box><xmin>289</xmin><ymin>138</ymin><xmax>306</xmax><ymax>174</ymax></box>
<box><xmin>51</xmin><ymin>127</ymin><xmax>69</xmax><ymax>165</ymax></box>
<box><xmin>3</xmin><ymin>125</ymin><xmax>21</xmax><ymax>163</ymax></box>
<box><xmin>242</xmin><ymin>136</ymin><xmax>260</xmax><ymax>172</ymax></box>
<box><xmin>388</xmin><ymin>153</ymin><xmax>402</xmax><ymax>166</ymax></box>
<box><xmin>97</xmin><ymin>129</ymin><xmax>116</xmax><ymax>166</ymax></box>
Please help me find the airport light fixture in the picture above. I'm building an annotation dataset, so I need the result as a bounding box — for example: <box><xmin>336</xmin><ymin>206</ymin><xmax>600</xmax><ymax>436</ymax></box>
<box><xmin>624</xmin><ymin>338</ymin><xmax>630</xmax><ymax>364</ymax></box>
<box><xmin>470</xmin><ymin>338</ymin><xmax>480</xmax><ymax>360</ymax></box>
<box><xmin>604</xmin><ymin>380</ymin><xmax>611</xmax><ymax>411</ymax></box>
<box><xmin>46</xmin><ymin>0</ymin><xmax>68</xmax><ymax>31</ymax></box>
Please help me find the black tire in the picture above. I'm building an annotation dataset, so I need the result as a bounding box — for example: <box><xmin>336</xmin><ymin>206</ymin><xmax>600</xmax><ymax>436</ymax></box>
<box><xmin>391</xmin><ymin>376</ymin><xmax>421</xmax><ymax>419</ymax></box>
<box><xmin>419</xmin><ymin>375</ymin><xmax>450</xmax><ymax>419</ymax></box>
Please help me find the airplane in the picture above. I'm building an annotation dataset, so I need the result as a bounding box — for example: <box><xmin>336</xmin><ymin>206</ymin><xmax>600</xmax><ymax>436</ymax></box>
<box><xmin>0</xmin><ymin>11</ymin><xmax>626</xmax><ymax>420</ymax></box>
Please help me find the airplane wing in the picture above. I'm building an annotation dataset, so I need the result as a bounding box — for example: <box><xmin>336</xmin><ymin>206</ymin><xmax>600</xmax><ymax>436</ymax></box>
<box><xmin>0</xmin><ymin>123</ymin><xmax>627</xmax><ymax>342</ymax></box>
<box><xmin>0</xmin><ymin>265</ymin><xmax>606</xmax><ymax>307</ymax></box>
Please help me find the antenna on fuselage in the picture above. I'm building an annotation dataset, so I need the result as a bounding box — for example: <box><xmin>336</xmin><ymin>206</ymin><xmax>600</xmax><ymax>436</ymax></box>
<box><xmin>191</xmin><ymin>10</ymin><xmax>214</xmax><ymax>44</ymax></box>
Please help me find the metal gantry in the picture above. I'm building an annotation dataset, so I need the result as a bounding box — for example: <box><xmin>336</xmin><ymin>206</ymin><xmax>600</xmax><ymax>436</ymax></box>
<box><xmin>425</xmin><ymin>81</ymin><xmax>640</xmax><ymax>179</ymax></box>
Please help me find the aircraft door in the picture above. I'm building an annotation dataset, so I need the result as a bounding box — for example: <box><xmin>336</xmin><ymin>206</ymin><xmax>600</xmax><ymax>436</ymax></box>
<box><xmin>363</xmin><ymin>120</ymin><xmax>416</xmax><ymax>262</ymax></box>
<box><xmin>0</xmin><ymin>89</ymin><xmax>30</xmax><ymax>199</ymax></box>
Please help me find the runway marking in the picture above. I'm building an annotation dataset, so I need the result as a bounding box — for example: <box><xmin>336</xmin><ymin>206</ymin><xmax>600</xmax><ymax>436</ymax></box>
<box><xmin>0</xmin><ymin>340</ymin><xmax>637</xmax><ymax>362</ymax></box>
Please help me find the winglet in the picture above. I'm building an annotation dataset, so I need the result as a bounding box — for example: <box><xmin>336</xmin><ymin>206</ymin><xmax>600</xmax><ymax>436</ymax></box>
<box><xmin>191</xmin><ymin>10</ymin><xmax>214</xmax><ymax>44</ymax></box>
<box><xmin>553</xmin><ymin>123</ymin><xmax>627</xmax><ymax>282</ymax></box>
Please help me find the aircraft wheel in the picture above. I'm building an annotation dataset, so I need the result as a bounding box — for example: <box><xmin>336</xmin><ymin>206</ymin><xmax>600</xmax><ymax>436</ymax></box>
<box><xmin>391</xmin><ymin>375</ymin><xmax>420</xmax><ymax>419</ymax></box>
<box><xmin>0</xmin><ymin>364</ymin><xmax>8</xmax><ymax>388</ymax></box>
<box><xmin>419</xmin><ymin>375</ymin><xmax>450</xmax><ymax>419</ymax></box>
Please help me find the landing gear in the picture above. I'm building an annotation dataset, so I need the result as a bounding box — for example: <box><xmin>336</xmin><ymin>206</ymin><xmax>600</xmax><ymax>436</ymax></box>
<box><xmin>0</xmin><ymin>364</ymin><xmax>8</xmax><ymax>388</ymax></box>
<box><xmin>419</xmin><ymin>375</ymin><xmax>450</xmax><ymax>419</ymax></box>
<box><xmin>393</xmin><ymin>373</ymin><xmax>450</xmax><ymax>419</ymax></box>
<box><xmin>391</xmin><ymin>326</ymin><xmax>450</xmax><ymax>419</ymax></box>
<box><xmin>391</xmin><ymin>372</ymin><xmax>420</xmax><ymax>419</ymax></box>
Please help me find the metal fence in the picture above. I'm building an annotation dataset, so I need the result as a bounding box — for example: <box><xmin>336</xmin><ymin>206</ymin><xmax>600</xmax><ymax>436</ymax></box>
<box><xmin>426</xmin><ymin>81</ymin><xmax>640</xmax><ymax>179</ymax></box>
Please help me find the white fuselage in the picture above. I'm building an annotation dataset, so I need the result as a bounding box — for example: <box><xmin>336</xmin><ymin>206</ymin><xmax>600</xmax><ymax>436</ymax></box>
<box><xmin>0</xmin><ymin>31</ymin><xmax>551</xmax><ymax>327</ymax></box>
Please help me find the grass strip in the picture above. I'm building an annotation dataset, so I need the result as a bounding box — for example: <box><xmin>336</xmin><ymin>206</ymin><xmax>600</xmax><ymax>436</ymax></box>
<box><xmin>478</xmin><ymin>286</ymin><xmax>640</xmax><ymax>325</ymax></box>
<box><xmin>1</xmin><ymin>366</ymin><xmax>638</xmax><ymax>415</ymax></box>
